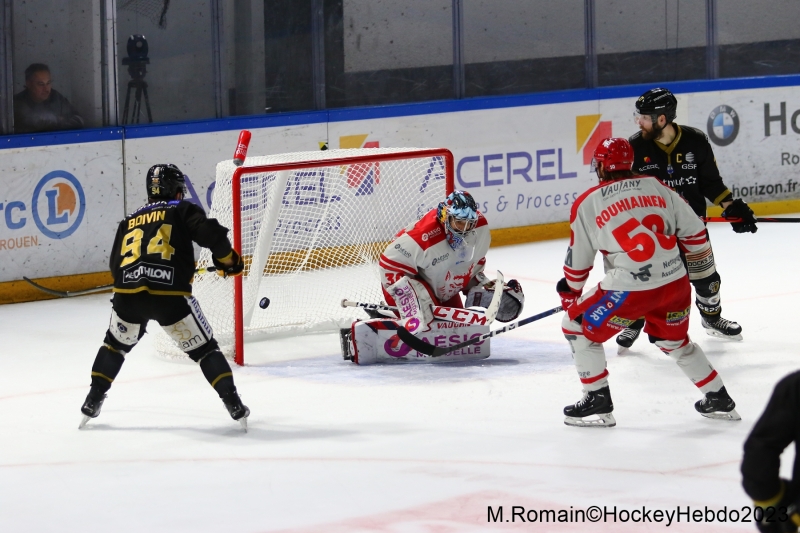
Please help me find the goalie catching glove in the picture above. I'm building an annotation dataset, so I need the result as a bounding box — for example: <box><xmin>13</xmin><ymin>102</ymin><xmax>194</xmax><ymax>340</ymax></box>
<box><xmin>212</xmin><ymin>249</ymin><xmax>244</xmax><ymax>278</ymax></box>
<box><xmin>466</xmin><ymin>279</ymin><xmax>525</xmax><ymax>322</ymax></box>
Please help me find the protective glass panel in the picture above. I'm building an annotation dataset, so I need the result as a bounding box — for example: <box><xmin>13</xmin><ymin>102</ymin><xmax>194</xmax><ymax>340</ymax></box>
<box><xmin>462</xmin><ymin>0</ymin><xmax>585</xmax><ymax>96</ymax></box>
<box><xmin>116</xmin><ymin>0</ymin><xmax>216</xmax><ymax>124</ymax></box>
<box><xmin>595</xmin><ymin>0</ymin><xmax>707</xmax><ymax>87</ymax></box>
<box><xmin>11</xmin><ymin>0</ymin><xmax>98</xmax><ymax>133</ymax></box>
<box><xmin>718</xmin><ymin>0</ymin><xmax>800</xmax><ymax>78</ymax></box>
<box><xmin>325</xmin><ymin>0</ymin><xmax>454</xmax><ymax>108</ymax></box>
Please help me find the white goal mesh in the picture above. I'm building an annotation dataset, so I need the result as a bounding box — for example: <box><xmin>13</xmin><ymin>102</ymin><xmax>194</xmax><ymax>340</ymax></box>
<box><xmin>153</xmin><ymin>147</ymin><xmax>453</xmax><ymax>363</ymax></box>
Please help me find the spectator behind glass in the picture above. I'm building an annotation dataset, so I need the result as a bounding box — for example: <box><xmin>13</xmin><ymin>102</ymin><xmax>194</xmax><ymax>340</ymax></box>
<box><xmin>13</xmin><ymin>63</ymin><xmax>84</xmax><ymax>134</ymax></box>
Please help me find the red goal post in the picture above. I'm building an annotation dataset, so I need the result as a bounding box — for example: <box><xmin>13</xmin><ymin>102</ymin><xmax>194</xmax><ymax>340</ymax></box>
<box><xmin>153</xmin><ymin>138</ymin><xmax>455</xmax><ymax>366</ymax></box>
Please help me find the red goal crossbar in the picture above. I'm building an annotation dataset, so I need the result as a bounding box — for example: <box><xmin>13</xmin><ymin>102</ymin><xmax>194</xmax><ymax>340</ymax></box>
<box><xmin>229</xmin><ymin>146</ymin><xmax>455</xmax><ymax>365</ymax></box>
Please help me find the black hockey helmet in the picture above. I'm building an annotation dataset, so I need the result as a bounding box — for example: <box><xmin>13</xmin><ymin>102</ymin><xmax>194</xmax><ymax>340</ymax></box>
<box><xmin>146</xmin><ymin>164</ymin><xmax>186</xmax><ymax>200</ymax></box>
<box><xmin>635</xmin><ymin>88</ymin><xmax>678</xmax><ymax>122</ymax></box>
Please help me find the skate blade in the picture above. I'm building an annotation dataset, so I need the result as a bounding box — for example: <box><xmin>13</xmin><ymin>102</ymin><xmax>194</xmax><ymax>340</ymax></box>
<box><xmin>239</xmin><ymin>417</ymin><xmax>248</xmax><ymax>432</ymax></box>
<box><xmin>700</xmin><ymin>409</ymin><xmax>741</xmax><ymax>421</ymax></box>
<box><xmin>617</xmin><ymin>345</ymin><xmax>630</xmax><ymax>355</ymax></box>
<box><xmin>78</xmin><ymin>415</ymin><xmax>91</xmax><ymax>429</ymax></box>
<box><xmin>703</xmin><ymin>329</ymin><xmax>743</xmax><ymax>341</ymax></box>
<box><xmin>564</xmin><ymin>413</ymin><xmax>616</xmax><ymax>428</ymax></box>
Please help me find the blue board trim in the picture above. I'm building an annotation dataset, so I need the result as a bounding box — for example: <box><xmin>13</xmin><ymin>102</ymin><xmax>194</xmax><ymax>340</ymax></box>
<box><xmin>3</xmin><ymin>73</ymin><xmax>800</xmax><ymax>148</ymax></box>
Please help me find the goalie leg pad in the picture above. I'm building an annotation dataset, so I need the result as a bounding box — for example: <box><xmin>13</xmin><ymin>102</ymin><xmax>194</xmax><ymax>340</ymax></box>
<box><xmin>90</xmin><ymin>345</ymin><xmax>126</xmax><ymax>394</ymax></box>
<box><xmin>351</xmin><ymin>318</ymin><xmax>490</xmax><ymax>365</ymax></box>
<box><xmin>198</xmin><ymin>350</ymin><xmax>236</xmax><ymax>397</ymax></box>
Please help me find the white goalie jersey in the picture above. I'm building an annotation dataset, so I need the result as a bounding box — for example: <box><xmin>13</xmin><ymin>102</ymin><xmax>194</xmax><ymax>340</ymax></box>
<box><xmin>378</xmin><ymin>209</ymin><xmax>491</xmax><ymax>306</ymax></box>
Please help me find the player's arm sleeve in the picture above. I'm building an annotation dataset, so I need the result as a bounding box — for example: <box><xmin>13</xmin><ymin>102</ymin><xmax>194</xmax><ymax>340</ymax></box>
<box><xmin>670</xmin><ymin>190</ymin><xmax>709</xmax><ymax>253</ymax></box>
<box><xmin>563</xmin><ymin>205</ymin><xmax>595</xmax><ymax>292</ymax></box>
<box><xmin>181</xmin><ymin>203</ymin><xmax>234</xmax><ymax>258</ymax></box>
<box><xmin>378</xmin><ymin>234</ymin><xmax>419</xmax><ymax>291</ymax></box>
<box><xmin>741</xmin><ymin>372</ymin><xmax>800</xmax><ymax>503</ymax></box>
<box><xmin>696</xmin><ymin>136</ymin><xmax>732</xmax><ymax>205</ymax></box>
<box><xmin>108</xmin><ymin>223</ymin><xmax>125</xmax><ymax>274</ymax></box>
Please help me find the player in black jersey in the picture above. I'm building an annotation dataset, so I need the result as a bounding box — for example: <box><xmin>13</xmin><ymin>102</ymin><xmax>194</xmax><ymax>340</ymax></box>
<box><xmin>615</xmin><ymin>88</ymin><xmax>758</xmax><ymax>349</ymax></box>
<box><xmin>742</xmin><ymin>371</ymin><xmax>800</xmax><ymax>532</ymax></box>
<box><xmin>79</xmin><ymin>164</ymin><xmax>248</xmax><ymax>430</ymax></box>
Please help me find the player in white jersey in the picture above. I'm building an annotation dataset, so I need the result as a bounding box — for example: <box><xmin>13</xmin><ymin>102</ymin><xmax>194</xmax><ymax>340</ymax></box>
<box><xmin>556</xmin><ymin>138</ymin><xmax>739</xmax><ymax>427</ymax></box>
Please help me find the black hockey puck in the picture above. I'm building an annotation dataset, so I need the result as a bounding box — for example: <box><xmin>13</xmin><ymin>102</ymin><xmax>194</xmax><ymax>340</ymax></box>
<box><xmin>259</xmin><ymin>297</ymin><xmax>270</xmax><ymax>309</ymax></box>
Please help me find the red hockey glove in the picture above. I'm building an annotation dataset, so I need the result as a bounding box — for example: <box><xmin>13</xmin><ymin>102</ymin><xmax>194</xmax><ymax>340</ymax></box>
<box><xmin>556</xmin><ymin>277</ymin><xmax>582</xmax><ymax>311</ymax></box>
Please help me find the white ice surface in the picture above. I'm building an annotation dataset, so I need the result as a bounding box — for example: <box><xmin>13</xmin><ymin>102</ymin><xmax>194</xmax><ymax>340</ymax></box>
<box><xmin>1</xmin><ymin>220</ymin><xmax>798</xmax><ymax>532</ymax></box>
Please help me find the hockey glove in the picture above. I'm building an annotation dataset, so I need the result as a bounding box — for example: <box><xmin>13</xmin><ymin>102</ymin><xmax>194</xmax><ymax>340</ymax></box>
<box><xmin>212</xmin><ymin>249</ymin><xmax>244</xmax><ymax>278</ymax></box>
<box><xmin>556</xmin><ymin>277</ymin><xmax>582</xmax><ymax>311</ymax></box>
<box><xmin>721</xmin><ymin>198</ymin><xmax>758</xmax><ymax>234</ymax></box>
<box><xmin>466</xmin><ymin>279</ymin><xmax>525</xmax><ymax>322</ymax></box>
<box><xmin>754</xmin><ymin>480</ymin><xmax>800</xmax><ymax>533</ymax></box>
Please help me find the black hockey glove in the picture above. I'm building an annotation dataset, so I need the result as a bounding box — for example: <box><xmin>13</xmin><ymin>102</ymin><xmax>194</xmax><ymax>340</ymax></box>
<box><xmin>721</xmin><ymin>198</ymin><xmax>758</xmax><ymax>234</ymax></box>
<box><xmin>754</xmin><ymin>480</ymin><xmax>800</xmax><ymax>533</ymax></box>
<box><xmin>212</xmin><ymin>249</ymin><xmax>244</xmax><ymax>278</ymax></box>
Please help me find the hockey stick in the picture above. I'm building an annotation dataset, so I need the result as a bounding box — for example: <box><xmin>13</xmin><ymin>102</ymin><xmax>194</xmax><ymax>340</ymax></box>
<box><xmin>396</xmin><ymin>305</ymin><xmax>564</xmax><ymax>357</ymax></box>
<box><xmin>704</xmin><ymin>216</ymin><xmax>800</xmax><ymax>223</ymax></box>
<box><xmin>342</xmin><ymin>299</ymin><xmax>493</xmax><ymax>325</ymax></box>
<box><xmin>23</xmin><ymin>266</ymin><xmax>218</xmax><ymax>298</ymax></box>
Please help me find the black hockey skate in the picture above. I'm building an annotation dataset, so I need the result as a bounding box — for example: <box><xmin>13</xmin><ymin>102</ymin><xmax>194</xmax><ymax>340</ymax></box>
<box><xmin>616</xmin><ymin>319</ymin><xmax>644</xmax><ymax>354</ymax></box>
<box><xmin>564</xmin><ymin>386</ymin><xmax>616</xmax><ymax>428</ymax></box>
<box><xmin>79</xmin><ymin>387</ymin><xmax>107</xmax><ymax>429</ymax></box>
<box><xmin>340</xmin><ymin>327</ymin><xmax>354</xmax><ymax>361</ymax></box>
<box><xmin>695</xmin><ymin>386</ymin><xmax>741</xmax><ymax>421</ymax></box>
<box><xmin>221</xmin><ymin>391</ymin><xmax>250</xmax><ymax>431</ymax></box>
<box><xmin>701</xmin><ymin>316</ymin><xmax>743</xmax><ymax>341</ymax></box>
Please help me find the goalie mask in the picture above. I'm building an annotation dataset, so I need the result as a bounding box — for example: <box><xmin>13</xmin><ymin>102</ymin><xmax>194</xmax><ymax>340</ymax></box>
<box><xmin>437</xmin><ymin>190</ymin><xmax>479</xmax><ymax>250</ymax></box>
<box><xmin>466</xmin><ymin>279</ymin><xmax>525</xmax><ymax>323</ymax></box>
<box><xmin>147</xmin><ymin>164</ymin><xmax>187</xmax><ymax>201</ymax></box>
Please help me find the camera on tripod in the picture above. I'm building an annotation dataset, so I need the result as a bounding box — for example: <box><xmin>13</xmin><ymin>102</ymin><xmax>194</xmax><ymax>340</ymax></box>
<box><xmin>121</xmin><ymin>35</ymin><xmax>153</xmax><ymax>124</ymax></box>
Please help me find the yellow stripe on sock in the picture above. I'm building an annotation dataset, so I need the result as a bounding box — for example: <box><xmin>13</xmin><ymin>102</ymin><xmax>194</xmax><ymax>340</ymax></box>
<box><xmin>91</xmin><ymin>372</ymin><xmax>114</xmax><ymax>383</ymax></box>
<box><xmin>211</xmin><ymin>372</ymin><xmax>232</xmax><ymax>388</ymax></box>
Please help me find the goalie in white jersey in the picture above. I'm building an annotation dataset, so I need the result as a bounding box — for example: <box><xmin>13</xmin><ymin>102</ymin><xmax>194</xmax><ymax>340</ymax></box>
<box><xmin>340</xmin><ymin>190</ymin><xmax>524</xmax><ymax>364</ymax></box>
<box><xmin>557</xmin><ymin>138</ymin><xmax>740</xmax><ymax>427</ymax></box>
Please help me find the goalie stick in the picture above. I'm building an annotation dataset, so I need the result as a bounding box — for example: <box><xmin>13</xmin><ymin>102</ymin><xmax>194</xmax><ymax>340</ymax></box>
<box><xmin>704</xmin><ymin>216</ymin><xmax>800</xmax><ymax>223</ymax></box>
<box><xmin>23</xmin><ymin>266</ymin><xmax>219</xmax><ymax>298</ymax></box>
<box><xmin>341</xmin><ymin>271</ymin><xmax>505</xmax><ymax>324</ymax></box>
<box><xmin>396</xmin><ymin>305</ymin><xmax>564</xmax><ymax>357</ymax></box>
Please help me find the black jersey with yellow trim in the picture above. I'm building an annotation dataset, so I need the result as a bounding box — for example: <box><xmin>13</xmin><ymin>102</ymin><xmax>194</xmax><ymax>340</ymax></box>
<box><xmin>741</xmin><ymin>370</ymin><xmax>800</xmax><ymax>505</ymax></box>
<box><xmin>109</xmin><ymin>200</ymin><xmax>233</xmax><ymax>296</ymax></box>
<box><xmin>629</xmin><ymin>125</ymin><xmax>731</xmax><ymax>218</ymax></box>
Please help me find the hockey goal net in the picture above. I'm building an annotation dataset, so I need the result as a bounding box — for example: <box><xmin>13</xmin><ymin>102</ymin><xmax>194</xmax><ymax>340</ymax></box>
<box><xmin>154</xmin><ymin>147</ymin><xmax>454</xmax><ymax>365</ymax></box>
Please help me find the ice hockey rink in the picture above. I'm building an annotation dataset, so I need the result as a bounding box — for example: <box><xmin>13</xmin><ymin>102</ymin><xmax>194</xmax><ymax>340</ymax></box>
<box><xmin>1</xmin><ymin>219</ymin><xmax>797</xmax><ymax>533</ymax></box>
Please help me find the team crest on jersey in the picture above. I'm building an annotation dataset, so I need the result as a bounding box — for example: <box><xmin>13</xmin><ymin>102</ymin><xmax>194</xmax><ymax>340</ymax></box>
<box><xmin>666</xmin><ymin>306</ymin><xmax>691</xmax><ymax>325</ymax></box>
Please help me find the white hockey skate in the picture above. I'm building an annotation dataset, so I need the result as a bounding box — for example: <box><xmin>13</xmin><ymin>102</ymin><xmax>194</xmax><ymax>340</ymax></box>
<box><xmin>563</xmin><ymin>387</ymin><xmax>616</xmax><ymax>428</ymax></box>
<box><xmin>701</xmin><ymin>316</ymin><xmax>743</xmax><ymax>341</ymax></box>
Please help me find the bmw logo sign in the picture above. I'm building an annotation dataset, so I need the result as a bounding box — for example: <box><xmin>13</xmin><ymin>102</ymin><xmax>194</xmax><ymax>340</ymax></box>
<box><xmin>706</xmin><ymin>105</ymin><xmax>739</xmax><ymax>146</ymax></box>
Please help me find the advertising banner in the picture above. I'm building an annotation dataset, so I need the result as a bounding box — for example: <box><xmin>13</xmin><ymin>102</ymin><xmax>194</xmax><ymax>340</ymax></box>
<box><xmin>0</xmin><ymin>140</ymin><xmax>124</xmax><ymax>283</ymax></box>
